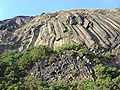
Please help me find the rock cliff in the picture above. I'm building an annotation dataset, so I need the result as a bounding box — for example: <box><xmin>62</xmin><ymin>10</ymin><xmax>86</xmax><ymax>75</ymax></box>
<box><xmin>0</xmin><ymin>9</ymin><xmax>120</xmax><ymax>54</ymax></box>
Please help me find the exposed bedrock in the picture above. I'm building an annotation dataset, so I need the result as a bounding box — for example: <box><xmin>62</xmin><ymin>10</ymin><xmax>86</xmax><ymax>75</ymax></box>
<box><xmin>0</xmin><ymin>9</ymin><xmax>120</xmax><ymax>54</ymax></box>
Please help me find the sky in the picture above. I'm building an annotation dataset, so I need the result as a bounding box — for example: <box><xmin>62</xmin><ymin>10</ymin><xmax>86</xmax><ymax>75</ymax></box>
<box><xmin>0</xmin><ymin>0</ymin><xmax>120</xmax><ymax>20</ymax></box>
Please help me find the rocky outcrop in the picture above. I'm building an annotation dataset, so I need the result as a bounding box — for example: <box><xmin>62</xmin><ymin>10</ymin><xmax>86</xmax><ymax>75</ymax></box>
<box><xmin>29</xmin><ymin>49</ymin><xmax>120</xmax><ymax>83</ymax></box>
<box><xmin>14</xmin><ymin>9</ymin><xmax>120</xmax><ymax>52</ymax></box>
<box><xmin>30</xmin><ymin>50</ymin><xmax>94</xmax><ymax>82</ymax></box>
<box><xmin>0</xmin><ymin>9</ymin><xmax>120</xmax><ymax>54</ymax></box>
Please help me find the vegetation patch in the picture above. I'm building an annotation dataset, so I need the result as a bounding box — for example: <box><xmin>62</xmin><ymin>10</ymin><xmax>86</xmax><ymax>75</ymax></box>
<box><xmin>0</xmin><ymin>44</ymin><xmax>120</xmax><ymax>90</ymax></box>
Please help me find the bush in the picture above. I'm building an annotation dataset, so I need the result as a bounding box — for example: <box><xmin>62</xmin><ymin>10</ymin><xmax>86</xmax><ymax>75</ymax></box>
<box><xmin>0</xmin><ymin>51</ymin><xmax>21</xmax><ymax>63</ymax></box>
<box><xmin>81</xmin><ymin>80</ymin><xmax>97</xmax><ymax>90</ymax></box>
<box><xmin>17</xmin><ymin>45</ymin><xmax>53</xmax><ymax>69</ymax></box>
<box><xmin>55</xmin><ymin>43</ymin><xmax>82</xmax><ymax>53</ymax></box>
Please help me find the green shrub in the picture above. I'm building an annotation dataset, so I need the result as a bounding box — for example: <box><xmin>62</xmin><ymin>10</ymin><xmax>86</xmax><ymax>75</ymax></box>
<box><xmin>55</xmin><ymin>43</ymin><xmax>82</xmax><ymax>53</ymax></box>
<box><xmin>0</xmin><ymin>51</ymin><xmax>22</xmax><ymax>67</ymax></box>
<box><xmin>17</xmin><ymin>45</ymin><xmax>53</xmax><ymax>69</ymax></box>
<box><xmin>81</xmin><ymin>80</ymin><xmax>97</xmax><ymax>90</ymax></box>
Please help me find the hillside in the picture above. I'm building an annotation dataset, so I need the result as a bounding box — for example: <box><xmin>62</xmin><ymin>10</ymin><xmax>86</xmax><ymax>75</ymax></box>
<box><xmin>0</xmin><ymin>9</ymin><xmax>120</xmax><ymax>54</ymax></box>
<box><xmin>0</xmin><ymin>9</ymin><xmax>120</xmax><ymax>90</ymax></box>
<box><xmin>0</xmin><ymin>44</ymin><xmax>120</xmax><ymax>90</ymax></box>
<box><xmin>0</xmin><ymin>16</ymin><xmax>33</xmax><ymax>53</ymax></box>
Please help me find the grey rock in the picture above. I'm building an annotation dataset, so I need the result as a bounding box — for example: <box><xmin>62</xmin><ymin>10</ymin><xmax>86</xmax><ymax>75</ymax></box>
<box><xmin>30</xmin><ymin>50</ymin><xmax>94</xmax><ymax>82</ymax></box>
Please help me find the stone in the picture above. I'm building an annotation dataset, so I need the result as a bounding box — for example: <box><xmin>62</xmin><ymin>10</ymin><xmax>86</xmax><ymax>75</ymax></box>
<box><xmin>29</xmin><ymin>50</ymin><xmax>94</xmax><ymax>82</ymax></box>
<box><xmin>67</xmin><ymin>16</ymin><xmax>78</xmax><ymax>25</ymax></box>
<box><xmin>0</xmin><ymin>9</ymin><xmax>120</xmax><ymax>54</ymax></box>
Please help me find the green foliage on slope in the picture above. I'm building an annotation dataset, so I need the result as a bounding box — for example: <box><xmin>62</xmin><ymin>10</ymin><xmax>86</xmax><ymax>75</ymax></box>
<box><xmin>0</xmin><ymin>44</ymin><xmax>120</xmax><ymax>90</ymax></box>
<box><xmin>18</xmin><ymin>46</ymin><xmax>53</xmax><ymax>69</ymax></box>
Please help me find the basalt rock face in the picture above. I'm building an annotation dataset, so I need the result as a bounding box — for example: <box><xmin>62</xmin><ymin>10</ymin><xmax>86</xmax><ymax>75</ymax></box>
<box><xmin>0</xmin><ymin>9</ymin><xmax>120</xmax><ymax>53</ymax></box>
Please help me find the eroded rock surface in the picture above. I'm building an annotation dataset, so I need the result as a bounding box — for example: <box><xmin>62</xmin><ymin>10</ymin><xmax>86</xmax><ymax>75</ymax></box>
<box><xmin>0</xmin><ymin>9</ymin><xmax>120</xmax><ymax>53</ymax></box>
